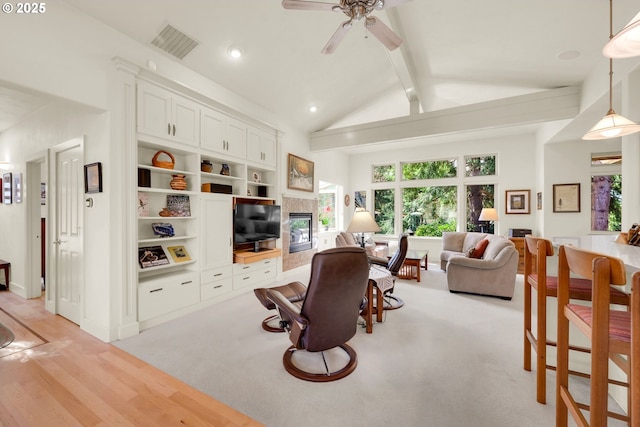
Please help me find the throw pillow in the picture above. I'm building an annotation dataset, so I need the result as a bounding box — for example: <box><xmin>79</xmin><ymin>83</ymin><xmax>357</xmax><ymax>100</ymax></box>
<box><xmin>468</xmin><ymin>238</ymin><xmax>489</xmax><ymax>259</ymax></box>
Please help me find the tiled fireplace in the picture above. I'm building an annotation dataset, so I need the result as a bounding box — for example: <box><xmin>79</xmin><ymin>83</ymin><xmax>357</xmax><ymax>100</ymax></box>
<box><xmin>282</xmin><ymin>197</ymin><xmax>318</xmax><ymax>271</ymax></box>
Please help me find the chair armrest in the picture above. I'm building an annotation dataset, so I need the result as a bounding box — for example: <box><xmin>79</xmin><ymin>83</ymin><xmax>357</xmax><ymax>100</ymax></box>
<box><xmin>266</xmin><ymin>289</ymin><xmax>309</xmax><ymax>327</ymax></box>
<box><xmin>368</xmin><ymin>256</ymin><xmax>388</xmax><ymax>267</ymax></box>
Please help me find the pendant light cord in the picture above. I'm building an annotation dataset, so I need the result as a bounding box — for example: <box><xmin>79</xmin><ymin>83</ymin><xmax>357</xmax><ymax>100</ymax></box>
<box><xmin>608</xmin><ymin>0</ymin><xmax>615</xmax><ymax>114</ymax></box>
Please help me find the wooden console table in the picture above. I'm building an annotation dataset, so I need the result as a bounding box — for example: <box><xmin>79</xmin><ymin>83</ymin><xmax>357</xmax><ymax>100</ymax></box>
<box><xmin>0</xmin><ymin>259</ymin><xmax>10</xmax><ymax>290</ymax></box>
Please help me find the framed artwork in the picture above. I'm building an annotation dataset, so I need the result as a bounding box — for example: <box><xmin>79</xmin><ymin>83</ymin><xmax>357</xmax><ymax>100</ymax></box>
<box><xmin>354</xmin><ymin>190</ymin><xmax>366</xmax><ymax>209</ymax></box>
<box><xmin>553</xmin><ymin>183</ymin><xmax>581</xmax><ymax>213</ymax></box>
<box><xmin>505</xmin><ymin>189</ymin><xmax>530</xmax><ymax>214</ymax></box>
<box><xmin>84</xmin><ymin>162</ymin><xmax>103</xmax><ymax>194</ymax></box>
<box><xmin>2</xmin><ymin>173</ymin><xmax>12</xmax><ymax>204</ymax></box>
<box><xmin>167</xmin><ymin>245</ymin><xmax>191</xmax><ymax>263</ymax></box>
<box><xmin>41</xmin><ymin>183</ymin><xmax>47</xmax><ymax>205</ymax></box>
<box><xmin>536</xmin><ymin>192</ymin><xmax>542</xmax><ymax>210</ymax></box>
<box><xmin>13</xmin><ymin>173</ymin><xmax>22</xmax><ymax>203</ymax></box>
<box><xmin>287</xmin><ymin>153</ymin><xmax>314</xmax><ymax>192</ymax></box>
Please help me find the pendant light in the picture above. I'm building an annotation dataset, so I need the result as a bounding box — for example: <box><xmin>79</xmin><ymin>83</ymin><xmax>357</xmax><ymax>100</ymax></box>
<box><xmin>603</xmin><ymin>11</ymin><xmax>640</xmax><ymax>58</ymax></box>
<box><xmin>583</xmin><ymin>0</ymin><xmax>640</xmax><ymax>140</ymax></box>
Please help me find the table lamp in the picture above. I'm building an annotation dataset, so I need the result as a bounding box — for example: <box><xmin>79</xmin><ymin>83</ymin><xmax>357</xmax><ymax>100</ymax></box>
<box><xmin>478</xmin><ymin>208</ymin><xmax>498</xmax><ymax>234</ymax></box>
<box><xmin>346</xmin><ymin>208</ymin><xmax>381</xmax><ymax>247</ymax></box>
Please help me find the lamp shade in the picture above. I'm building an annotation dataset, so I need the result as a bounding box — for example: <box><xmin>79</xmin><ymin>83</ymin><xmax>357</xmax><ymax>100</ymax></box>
<box><xmin>478</xmin><ymin>208</ymin><xmax>498</xmax><ymax>222</ymax></box>
<box><xmin>582</xmin><ymin>109</ymin><xmax>640</xmax><ymax>140</ymax></box>
<box><xmin>346</xmin><ymin>208</ymin><xmax>381</xmax><ymax>234</ymax></box>
<box><xmin>603</xmin><ymin>11</ymin><xmax>640</xmax><ymax>58</ymax></box>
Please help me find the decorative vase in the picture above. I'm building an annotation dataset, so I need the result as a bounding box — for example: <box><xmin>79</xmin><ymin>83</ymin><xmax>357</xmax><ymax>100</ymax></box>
<box><xmin>170</xmin><ymin>174</ymin><xmax>187</xmax><ymax>191</ymax></box>
<box><xmin>201</xmin><ymin>160</ymin><xmax>213</xmax><ymax>173</ymax></box>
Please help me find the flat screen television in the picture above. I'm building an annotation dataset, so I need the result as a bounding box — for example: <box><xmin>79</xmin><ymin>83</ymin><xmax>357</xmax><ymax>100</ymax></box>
<box><xmin>234</xmin><ymin>203</ymin><xmax>281</xmax><ymax>251</ymax></box>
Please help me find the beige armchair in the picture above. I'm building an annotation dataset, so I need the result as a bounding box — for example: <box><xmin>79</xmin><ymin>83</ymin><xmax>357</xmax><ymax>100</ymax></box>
<box><xmin>335</xmin><ymin>232</ymin><xmax>389</xmax><ymax>258</ymax></box>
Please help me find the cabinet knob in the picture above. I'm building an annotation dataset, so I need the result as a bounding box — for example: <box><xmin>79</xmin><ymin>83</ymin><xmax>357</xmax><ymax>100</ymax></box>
<box><xmin>167</xmin><ymin>123</ymin><xmax>171</xmax><ymax>135</ymax></box>
<box><xmin>150</xmin><ymin>288</ymin><xmax>163</xmax><ymax>293</ymax></box>
<box><xmin>172</xmin><ymin>124</ymin><xmax>176</xmax><ymax>136</ymax></box>
<box><xmin>180</xmin><ymin>280</ymin><xmax>192</xmax><ymax>285</ymax></box>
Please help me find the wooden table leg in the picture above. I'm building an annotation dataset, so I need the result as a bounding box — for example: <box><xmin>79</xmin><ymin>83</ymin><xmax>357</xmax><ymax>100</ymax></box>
<box><xmin>365</xmin><ymin>280</ymin><xmax>374</xmax><ymax>333</ymax></box>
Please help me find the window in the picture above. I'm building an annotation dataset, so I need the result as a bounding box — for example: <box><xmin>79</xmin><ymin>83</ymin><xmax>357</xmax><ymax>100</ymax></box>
<box><xmin>374</xmin><ymin>189</ymin><xmax>395</xmax><ymax>234</ymax></box>
<box><xmin>402</xmin><ymin>186</ymin><xmax>457</xmax><ymax>236</ymax></box>
<box><xmin>465</xmin><ymin>155</ymin><xmax>495</xmax><ymax>177</ymax></box>
<box><xmin>591</xmin><ymin>174</ymin><xmax>621</xmax><ymax>232</ymax></box>
<box><xmin>466</xmin><ymin>184</ymin><xmax>495</xmax><ymax>232</ymax></box>
<box><xmin>372</xmin><ymin>164</ymin><xmax>395</xmax><ymax>183</ymax></box>
<box><xmin>318</xmin><ymin>181</ymin><xmax>337</xmax><ymax>230</ymax></box>
<box><xmin>401</xmin><ymin>159</ymin><xmax>457</xmax><ymax>180</ymax></box>
<box><xmin>590</xmin><ymin>152</ymin><xmax>621</xmax><ymax>232</ymax></box>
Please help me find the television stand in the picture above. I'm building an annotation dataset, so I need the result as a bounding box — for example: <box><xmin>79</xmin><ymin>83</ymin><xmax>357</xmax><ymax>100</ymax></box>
<box><xmin>234</xmin><ymin>248</ymin><xmax>282</xmax><ymax>264</ymax></box>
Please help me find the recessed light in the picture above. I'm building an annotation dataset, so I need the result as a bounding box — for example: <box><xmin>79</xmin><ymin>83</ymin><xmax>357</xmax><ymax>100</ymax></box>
<box><xmin>227</xmin><ymin>45</ymin><xmax>243</xmax><ymax>59</ymax></box>
<box><xmin>557</xmin><ymin>50</ymin><xmax>581</xmax><ymax>60</ymax></box>
<box><xmin>309</xmin><ymin>106</ymin><xmax>317</xmax><ymax>113</ymax></box>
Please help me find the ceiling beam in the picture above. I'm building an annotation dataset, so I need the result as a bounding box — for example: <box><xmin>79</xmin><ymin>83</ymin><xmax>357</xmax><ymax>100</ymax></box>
<box><xmin>384</xmin><ymin>8</ymin><xmax>422</xmax><ymax>115</ymax></box>
<box><xmin>310</xmin><ymin>86</ymin><xmax>580</xmax><ymax>151</ymax></box>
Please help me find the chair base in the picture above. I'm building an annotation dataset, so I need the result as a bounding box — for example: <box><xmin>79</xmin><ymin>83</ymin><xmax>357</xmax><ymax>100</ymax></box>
<box><xmin>383</xmin><ymin>295</ymin><xmax>404</xmax><ymax>310</ymax></box>
<box><xmin>261</xmin><ymin>314</ymin><xmax>286</xmax><ymax>333</ymax></box>
<box><xmin>282</xmin><ymin>344</ymin><xmax>358</xmax><ymax>382</ymax></box>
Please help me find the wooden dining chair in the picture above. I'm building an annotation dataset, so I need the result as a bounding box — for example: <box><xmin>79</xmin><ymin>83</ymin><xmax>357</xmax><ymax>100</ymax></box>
<box><xmin>523</xmin><ymin>236</ymin><xmax>629</xmax><ymax>404</ymax></box>
<box><xmin>556</xmin><ymin>244</ymin><xmax>638</xmax><ymax>427</ymax></box>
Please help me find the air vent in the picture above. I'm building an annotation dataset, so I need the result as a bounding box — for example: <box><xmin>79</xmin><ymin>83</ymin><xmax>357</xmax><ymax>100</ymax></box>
<box><xmin>151</xmin><ymin>24</ymin><xmax>199</xmax><ymax>60</ymax></box>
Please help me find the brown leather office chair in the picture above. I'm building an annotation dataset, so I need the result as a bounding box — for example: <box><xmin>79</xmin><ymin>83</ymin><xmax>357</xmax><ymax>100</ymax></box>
<box><xmin>368</xmin><ymin>233</ymin><xmax>409</xmax><ymax>310</ymax></box>
<box><xmin>523</xmin><ymin>236</ymin><xmax>629</xmax><ymax>404</ymax></box>
<box><xmin>556</xmin><ymin>245</ymin><xmax>637</xmax><ymax>426</ymax></box>
<box><xmin>266</xmin><ymin>247</ymin><xmax>370</xmax><ymax>382</ymax></box>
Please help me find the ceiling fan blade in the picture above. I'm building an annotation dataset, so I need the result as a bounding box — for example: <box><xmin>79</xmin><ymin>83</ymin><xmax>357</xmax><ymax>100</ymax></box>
<box><xmin>377</xmin><ymin>0</ymin><xmax>412</xmax><ymax>9</ymax></box>
<box><xmin>281</xmin><ymin>0</ymin><xmax>337</xmax><ymax>11</ymax></box>
<box><xmin>366</xmin><ymin>17</ymin><xmax>403</xmax><ymax>50</ymax></box>
<box><xmin>321</xmin><ymin>21</ymin><xmax>352</xmax><ymax>54</ymax></box>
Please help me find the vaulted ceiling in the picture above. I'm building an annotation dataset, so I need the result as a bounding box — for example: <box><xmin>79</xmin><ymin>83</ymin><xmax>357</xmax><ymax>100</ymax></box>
<box><xmin>2</xmin><ymin>0</ymin><xmax>640</xmax><ymax>147</ymax></box>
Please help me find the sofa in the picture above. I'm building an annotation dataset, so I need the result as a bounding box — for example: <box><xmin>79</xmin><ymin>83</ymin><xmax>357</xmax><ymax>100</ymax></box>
<box><xmin>440</xmin><ymin>232</ymin><xmax>519</xmax><ymax>300</ymax></box>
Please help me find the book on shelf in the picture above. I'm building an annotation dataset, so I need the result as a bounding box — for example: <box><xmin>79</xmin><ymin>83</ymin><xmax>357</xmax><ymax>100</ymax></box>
<box><xmin>166</xmin><ymin>194</ymin><xmax>191</xmax><ymax>217</ymax></box>
<box><xmin>138</xmin><ymin>245</ymin><xmax>169</xmax><ymax>268</ymax></box>
<box><xmin>167</xmin><ymin>245</ymin><xmax>191</xmax><ymax>263</ymax></box>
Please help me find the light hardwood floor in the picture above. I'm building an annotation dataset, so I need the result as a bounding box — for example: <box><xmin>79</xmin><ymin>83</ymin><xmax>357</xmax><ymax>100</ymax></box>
<box><xmin>0</xmin><ymin>291</ymin><xmax>264</xmax><ymax>427</ymax></box>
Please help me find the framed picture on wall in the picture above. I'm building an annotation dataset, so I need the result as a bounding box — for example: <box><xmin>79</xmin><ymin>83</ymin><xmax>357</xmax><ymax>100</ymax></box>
<box><xmin>13</xmin><ymin>173</ymin><xmax>22</xmax><ymax>203</ymax></box>
<box><xmin>287</xmin><ymin>153</ymin><xmax>314</xmax><ymax>192</ymax></box>
<box><xmin>553</xmin><ymin>183</ymin><xmax>580</xmax><ymax>213</ymax></box>
<box><xmin>2</xmin><ymin>173</ymin><xmax>12</xmax><ymax>204</ymax></box>
<box><xmin>354</xmin><ymin>190</ymin><xmax>366</xmax><ymax>209</ymax></box>
<box><xmin>505</xmin><ymin>189</ymin><xmax>530</xmax><ymax>214</ymax></box>
<box><xmin>84</xmin><ymin>162</ymin><xmax>103</xmax><ymax>194</ymax></box>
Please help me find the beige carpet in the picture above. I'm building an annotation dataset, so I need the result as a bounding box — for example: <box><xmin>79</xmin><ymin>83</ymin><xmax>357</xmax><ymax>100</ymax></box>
<box><xmin>115</xmin><ymin>264</ymin><xmax>626</xmax><ymax>427</ymax></box>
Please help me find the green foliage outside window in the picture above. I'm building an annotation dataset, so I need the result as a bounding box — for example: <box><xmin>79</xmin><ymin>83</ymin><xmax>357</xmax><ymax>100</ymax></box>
<box><xmin>402</xmin><ymin>186</ymin><xmax>457</xmax><ymax>237</ymax></box>
<box><xmin>465</xmin><ymin>156</ymin><xmax>496</xmax><ymax>177</ymax></box>
<box><xmin>466</xmin><ymin>184</ymin><xmax>495</xmax><ymax>232</ymax></box>
<box><xmin>591</xmin><ymin>174</ymin><xmax>621</xmax><ymax>232</ymax></box>
<box><xmin>374</xmin><ymin>189</ymin><xmax>395</xmax><ymax>234</ymax></box>
<box><xmin>372</xmin><ymin>164</ymin><xmax>396</xmax><ymax>183</ymax></box>
<box><xmin>402</xmin><ymin>159</ymin><xmax>457</xmax><ymax>180</ymax></box>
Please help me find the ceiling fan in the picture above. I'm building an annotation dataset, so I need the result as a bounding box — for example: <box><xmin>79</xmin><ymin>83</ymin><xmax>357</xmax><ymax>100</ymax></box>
<box><xmin>282</xmin><ymin>0</ymin><xmax>411</xmax><ymax>54</ymax></box>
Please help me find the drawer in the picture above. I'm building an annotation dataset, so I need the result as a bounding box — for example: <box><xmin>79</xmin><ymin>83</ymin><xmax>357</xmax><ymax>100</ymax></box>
<box><xmin>233</xmin><ymin>258</ymin><xmax>276</xmax><ymax>275</ymax></box>
<box><xmin>201</xmin><ymin>265</ymin><xmax>233</xmax><ymax>284</ymax></box>
<box><xmin>233</xmin><ymin>266</ymin><xmax>277</xmax><ymax>290</ymax></box>
<box><xmin>138</xmin><ymin>273</ymin><xmax>200</xmax><ymax>321</ymax></box>
<box><xmin>201</xmin><ymin>278</ymin><xmax>232</xmax><ymax>300</ymax></box>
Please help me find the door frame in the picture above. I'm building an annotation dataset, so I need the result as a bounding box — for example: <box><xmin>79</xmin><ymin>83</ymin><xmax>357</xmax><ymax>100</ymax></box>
<box><xmin>25</xmin><ymin>150</ymin><xmax>48</xmax><ymax>300</ymax></box>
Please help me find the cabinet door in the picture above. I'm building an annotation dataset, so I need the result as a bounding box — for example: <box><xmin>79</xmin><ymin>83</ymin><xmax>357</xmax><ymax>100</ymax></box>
<box><xmin>172</xmin><ymin>96</ymin><xmax>200</xmax><ymax>147</ymax></box>
<box><xmin>137</xmin><ymin>81</ymin><xmax>172</xmax><ymax>139</ymax></box>
<box><xmin>200</xmin><ymin>194</ymin><xmax>233</xmax><ymax>270</ymax></box>
<box><xmin>225</xmin><ymin>117</ymin><xmax>247</xmax><ymax>159</ymax></box>
<box><xmin>247</xmin><ymin>127</ymin><xmax>276</xmax><ymax>167</ymax></box>
<box><xmin>201</xmin><ymin>106</ymin><xmax>226</xmax><ymax>154</ymax></box>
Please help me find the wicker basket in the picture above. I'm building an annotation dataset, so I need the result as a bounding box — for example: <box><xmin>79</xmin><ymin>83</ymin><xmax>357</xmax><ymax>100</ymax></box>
<box><xmin>151</xmin><ymin>150</ymin><xmax>175</xmax><ymax>169</ymax></box>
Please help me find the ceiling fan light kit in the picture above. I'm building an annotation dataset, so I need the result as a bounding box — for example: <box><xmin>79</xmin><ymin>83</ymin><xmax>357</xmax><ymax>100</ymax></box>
<box><xmin>282</xmin><ymin>0</ymin><xmax>410</xmax><ymax>54</ymax></box>
<box><xmin>583</xmin><ymin>0</ymin><xmax>640</xmax><ymax>140</ymax></box>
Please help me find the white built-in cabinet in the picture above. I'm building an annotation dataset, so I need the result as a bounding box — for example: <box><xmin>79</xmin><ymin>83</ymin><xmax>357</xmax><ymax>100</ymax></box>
<box><xmin>137</xmin><ymin>80</ymin><xmax>200</xmax><ymax>147</ymax></box>
<box><xmin>201</xmin><ymin>106</ymin><xmax>247</xmax><ymax>159</ymax></box>
<box><xmin>134</xmin><ymin>77</ymin><xmax>280</xmax><ymax>329</ymax></box>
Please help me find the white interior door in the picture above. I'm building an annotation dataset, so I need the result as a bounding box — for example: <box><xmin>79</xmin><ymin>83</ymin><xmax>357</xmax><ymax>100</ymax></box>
<box><xmin>54</xmin><ymin>142</ymin><xmax>83</xmax><ymax>324</ymax></box>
